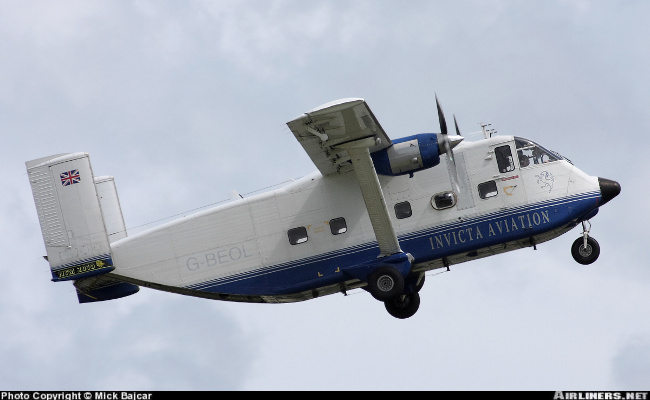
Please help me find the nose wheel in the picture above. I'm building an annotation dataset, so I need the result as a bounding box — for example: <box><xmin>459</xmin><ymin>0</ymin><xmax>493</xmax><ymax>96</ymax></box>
<box><xmin>571</xmin><ymin>221</ymin><xmax>600</xmax><ymax>265</ymax></box>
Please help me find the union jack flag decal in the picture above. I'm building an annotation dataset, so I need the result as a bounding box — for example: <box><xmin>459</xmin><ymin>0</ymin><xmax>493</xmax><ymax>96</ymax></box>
<box><xmin>60</xmin><ymin>170</ymin><xmax>81</xmax><ymax>186</ymax></box>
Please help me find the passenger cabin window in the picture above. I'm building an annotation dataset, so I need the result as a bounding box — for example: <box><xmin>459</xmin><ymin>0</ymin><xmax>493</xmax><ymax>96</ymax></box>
<box><xmin>515</xmin><ymin>137</ymin><xmax>560</xmax><ymax>168</ymax></box>
<box><xmin>431</xmin><ymin>191</ymin><xmax>457</xmax><ymax>210</ymax></box>
<box><xmin>478</xmin><ymin>181</ymin><xmax>498</xmax><ymax>199</ymax></box>
<box><xmin>329</xmin><ymin>217</ymin><xmax>347</xmax><ymax>235</ymax></box>
<box><xmin>288</xmin><ymin>227</ymin><xmax>308</xmax><ymax>245</ymax></box>
<box><xmin>495</xmin><ymin>145</ymin><xmax>515</xmax><ymax>173</ymax></box>
<box><xmin>395</xmin><ymin>201</ymin><xmax>412</xmax><ymax>219</ymax></box>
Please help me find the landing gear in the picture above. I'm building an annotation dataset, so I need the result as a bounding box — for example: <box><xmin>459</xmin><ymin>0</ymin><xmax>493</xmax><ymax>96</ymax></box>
<box><xmin>385</xmin><ymin>292</ymin><xmax>420</xmax><ymax>319</ymax></box>
<box><xmin>366</xmin><ymin>266</ymin><xmax>404</xmax><ymax>301</ymax></box>
<box><xmin>366</xmin><ymin>268</ymin><xmax>425</xmax><ymax>319</ymax></box>
<box><xmin>365</xmin><ymin>261</ymin><xmax>426</xmax><ymax>319</ymax></box>
<box><xmin>571</xmin><ymin>221</ymin><xmax>600</xmax><ymax>265</ymax></box>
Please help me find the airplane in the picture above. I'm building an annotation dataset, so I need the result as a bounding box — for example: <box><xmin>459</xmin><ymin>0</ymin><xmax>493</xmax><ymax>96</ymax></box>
<box><xmin>25</xmin><ymin>97</ymin><xmax>621</xmax><ymax>319</ymax></box>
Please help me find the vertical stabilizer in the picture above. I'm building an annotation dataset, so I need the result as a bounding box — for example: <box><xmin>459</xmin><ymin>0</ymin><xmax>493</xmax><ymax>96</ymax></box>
<box><xmin>26</xmin><ymin>153</ymin><xmax>115</xmax><ymax>281</ymax></box>
<box><xmin>95</xmin><ymin>176</ymin><xmax>128</xmax><ymax>243</ymax></box>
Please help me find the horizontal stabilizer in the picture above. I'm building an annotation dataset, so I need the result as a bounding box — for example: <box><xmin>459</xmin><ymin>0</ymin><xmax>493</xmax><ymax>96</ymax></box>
<box><xmin>76</xmin><ymin>281</ymin><xmax>140</xmax><ymax>303</ymax></box>
<box><xmin>74</xmin><ymin>274</ymin><xmax>139</xmax><ymax>303</ymax></box>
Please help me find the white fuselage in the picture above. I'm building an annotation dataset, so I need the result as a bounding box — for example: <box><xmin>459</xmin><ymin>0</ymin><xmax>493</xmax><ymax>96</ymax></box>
<box><xmin>109</xmin><ymin>135</ymin><xmax>601</xmax><ymax>302</ymax></box>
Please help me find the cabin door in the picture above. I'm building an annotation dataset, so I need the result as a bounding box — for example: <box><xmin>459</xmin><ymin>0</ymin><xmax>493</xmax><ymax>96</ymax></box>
<box><xmin>487</xmin><ymin>142</ymin><xmax>527</xmax><ymax>209</ymax></box>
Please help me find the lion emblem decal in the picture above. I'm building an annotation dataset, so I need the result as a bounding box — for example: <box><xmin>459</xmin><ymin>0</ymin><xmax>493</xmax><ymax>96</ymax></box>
<box><xmin>536</xmin><ymin>171</ymin><xmax>554</xmax><ymax>193</ymax></box>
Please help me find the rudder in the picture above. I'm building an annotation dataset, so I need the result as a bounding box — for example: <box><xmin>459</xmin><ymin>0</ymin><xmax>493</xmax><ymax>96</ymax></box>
<box><xmin>26</xmin><ymin>153</ymin><xmax>115</xmax><ymax>282</ymax></box>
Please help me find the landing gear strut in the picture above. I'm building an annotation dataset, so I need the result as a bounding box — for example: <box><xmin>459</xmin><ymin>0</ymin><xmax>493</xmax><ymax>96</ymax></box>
<box><xmin>571</xmin><ymin>221</ymin><xmax>600</xmax><ymax>265</ymax></box>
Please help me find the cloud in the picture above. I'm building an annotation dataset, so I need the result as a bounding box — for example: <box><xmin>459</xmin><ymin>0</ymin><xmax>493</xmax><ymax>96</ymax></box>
<box><xmin>0</xmin><ymin>289</ymin><xmax>258</xmax><ymax>390</ymax></box>
<box><xmin>2</xmin><ymin>0</ymin><xmax>649</xmax><ymax>391</ymax></box>
<box><xmin>611</xmin><ymin>335</ymin><xmax>650</xmax><ymax>388</ymax></box>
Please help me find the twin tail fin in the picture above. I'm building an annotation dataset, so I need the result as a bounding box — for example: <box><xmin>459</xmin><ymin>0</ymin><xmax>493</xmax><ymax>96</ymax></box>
<box><xmin>26</xmin><ymin>153</ymin><xmax>138</xmax><ymax>303</ymax></box>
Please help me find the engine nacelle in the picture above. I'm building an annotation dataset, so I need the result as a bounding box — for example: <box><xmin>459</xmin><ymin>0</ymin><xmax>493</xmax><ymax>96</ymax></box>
<box><xmin>371</xmin><ymin>133</ymin><xmax>441</xmax><ymax>177</ymax></box>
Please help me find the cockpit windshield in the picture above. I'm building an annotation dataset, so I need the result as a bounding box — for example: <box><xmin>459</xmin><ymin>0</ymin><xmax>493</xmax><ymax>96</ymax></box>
<box><xmin>515</xmin><ymin>137</ymin><xmax>570</xmax><ymax>167</ymax></box>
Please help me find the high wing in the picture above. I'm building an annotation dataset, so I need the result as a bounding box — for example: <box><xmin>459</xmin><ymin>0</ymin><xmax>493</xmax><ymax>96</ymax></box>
<box><xmin>287</xmin><ymin>99</ymin><xmax>402</xmax><ymax>257</ymax></box>
<box><xmin>286</xmin><ymin>98</ymin><xmax>392</xmax><ymax>176</ymax></box>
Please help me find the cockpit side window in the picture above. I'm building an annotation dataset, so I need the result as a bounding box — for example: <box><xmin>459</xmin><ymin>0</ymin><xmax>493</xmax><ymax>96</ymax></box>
<box><xmin>515</xmin><ymin>137</ymin><xmax>559</xmax><ymax>167</ymax></box>
<box><xmin>495</xmin><ymin>145</ymin><xmax>515</xmax><ymax>173</ymax></box>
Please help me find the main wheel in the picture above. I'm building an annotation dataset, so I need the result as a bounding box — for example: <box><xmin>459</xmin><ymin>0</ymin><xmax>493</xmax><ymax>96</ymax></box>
<box><xmin>571</xmin><ymin>236</ymin><xmax>600</xmax><ymax>265</ymax></box>
<box><xmin>367</xmin><ymin>266</ymin><xmax>404</xmax><ymax>301</ymax></box>
<box><xmin>385</xmin><ymin>292</ymin><xmax>421</xmax><ymax>319</ymax></box>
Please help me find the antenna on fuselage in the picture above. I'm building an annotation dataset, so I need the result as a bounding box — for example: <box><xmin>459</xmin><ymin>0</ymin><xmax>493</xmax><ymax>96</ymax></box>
<box><xmin>229</xmin><ymin>190</ymin><xmax>244</xmax><ymax>200</ymax></box>
<box><xmin>480</xmin><ymin>122</ymin><xmax>497</xmax><ymax>139</ymax></box>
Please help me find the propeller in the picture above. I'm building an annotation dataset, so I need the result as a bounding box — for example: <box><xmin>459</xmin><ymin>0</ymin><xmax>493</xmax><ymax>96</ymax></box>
<box><xmin>435</xmin><ymin>94</ymin><xmax>463</xmax><ymax>193</ymax></box>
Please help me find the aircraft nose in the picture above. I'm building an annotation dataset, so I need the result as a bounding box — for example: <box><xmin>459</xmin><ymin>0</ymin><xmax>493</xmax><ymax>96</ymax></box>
<box><xmin>598</xmin><ymin>177</ymin><xmax>621</xmax><ymax>206</ymax></box>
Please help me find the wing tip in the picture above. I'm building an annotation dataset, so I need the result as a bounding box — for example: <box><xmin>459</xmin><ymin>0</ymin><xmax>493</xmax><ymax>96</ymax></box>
<box><xmin>287</xmin><ymin>98</ymin><xmax>366</xmax><ymax>125</ymax></box>
<box><xmin>307</xmin><ymin>98</ymin><xmax>365</xmax><ymax>114</ymax></box>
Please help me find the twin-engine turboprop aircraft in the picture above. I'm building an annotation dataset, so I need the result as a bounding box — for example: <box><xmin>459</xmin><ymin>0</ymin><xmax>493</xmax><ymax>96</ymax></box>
<box><xmin>26</xmin><ymin>97</ymin><xmax>620</xmax><ymax>318</ymax></box>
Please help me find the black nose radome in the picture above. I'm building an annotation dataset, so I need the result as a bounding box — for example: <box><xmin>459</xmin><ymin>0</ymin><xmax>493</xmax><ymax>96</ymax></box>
<box><xmin>599</xmin><ymin>177</ymin><xmax>621</xmax><ymax>206</ymax></box>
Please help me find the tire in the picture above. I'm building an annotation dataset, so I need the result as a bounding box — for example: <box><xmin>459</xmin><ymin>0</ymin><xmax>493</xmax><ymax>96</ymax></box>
<box><xmin>571</xmin><ymin>236</ymin><xmax>600</xmax><ymax>265</ymax></box>
<box><xmin>367</xmin><ymin>266</ymin><xmax>404</xmax><ymax>301</ymax></box>
<box><xmin>385</xmin><ymin>292</ymin><xmax>421</xmax><ymax>319</ymax></box>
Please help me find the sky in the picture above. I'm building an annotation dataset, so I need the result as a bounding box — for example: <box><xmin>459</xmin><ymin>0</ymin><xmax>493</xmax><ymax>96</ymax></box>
<box><xmin>1</xmin><ymin>0</ymin><xmax>649</xmax><ymax>391</ymax></box>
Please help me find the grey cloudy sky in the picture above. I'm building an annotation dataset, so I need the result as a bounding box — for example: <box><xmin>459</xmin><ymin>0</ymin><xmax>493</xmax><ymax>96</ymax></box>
<box><xmin>2</xmin><ymin>0</ymin><xmax>648</xmax><ymax>391</ymax></box>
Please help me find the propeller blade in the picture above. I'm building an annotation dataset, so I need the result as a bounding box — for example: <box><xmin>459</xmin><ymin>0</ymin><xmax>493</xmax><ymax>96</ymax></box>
<box><xmin>448</xmin><ymin>115</ymin><xmax>462</xmax><ymax>192</ymax></box>
<box><xmin>435</xmin><ymin>95</ymin><xmax>460</xmax><ymax>193</ymax></box>
<box><xmin>448</xmin><ymin>156</ymin><xmax>460</xmax><ymax>193</ymax></box>
<box><xmin>453</xmin><ymin>114</ymin><xmax>461</xmax><ymax>136</ymax></box>
<box><xmin>435</xmin><ymin>94</ymin><xmax>447</xmax><ymax>137</ymax></box>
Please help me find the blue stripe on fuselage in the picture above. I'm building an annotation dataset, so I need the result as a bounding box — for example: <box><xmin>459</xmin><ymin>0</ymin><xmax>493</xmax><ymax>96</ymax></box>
<box><xmin>185</xmin><ymin>191</ymin><xmax>600</xmax><ymax>295</ymax></box>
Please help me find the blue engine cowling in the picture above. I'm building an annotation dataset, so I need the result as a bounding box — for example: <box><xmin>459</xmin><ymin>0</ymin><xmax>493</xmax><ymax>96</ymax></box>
<box><xmin>370</xmin><ymin>133</ymin><xmax>441</xmax><ymax>177</ymax></box>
